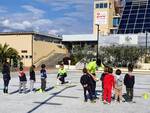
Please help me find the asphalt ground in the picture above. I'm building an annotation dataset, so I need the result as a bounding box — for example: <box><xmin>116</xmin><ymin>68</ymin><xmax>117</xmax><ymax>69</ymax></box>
<box><xmin>0</xmin><ymin>70</ymin><xmax>150</xmax><ymax>113</ymax></box>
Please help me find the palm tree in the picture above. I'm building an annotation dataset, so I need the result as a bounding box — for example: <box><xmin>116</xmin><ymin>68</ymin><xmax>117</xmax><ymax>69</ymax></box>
<box><xmin>0</xmin><ymin>43</ymin><xmax>19</xmax><ymax>64</ymax></box>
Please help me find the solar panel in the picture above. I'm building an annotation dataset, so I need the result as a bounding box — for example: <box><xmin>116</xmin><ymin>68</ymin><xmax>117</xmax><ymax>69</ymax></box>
<box><xmin>117</xmin><ymin>0</ymin><xmax>150</xmax><ymax>34</ymax></box>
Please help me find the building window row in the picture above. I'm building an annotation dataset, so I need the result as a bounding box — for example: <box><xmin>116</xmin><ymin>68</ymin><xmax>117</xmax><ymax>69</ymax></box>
<box><xmin>95</xmin><ymin>3</ymin><xmax>111</xmax><ymax>9</ymax></box>
<box><xmin>21</xmin><ymin>55</ymin><xmax>32</xmax><ymax>59</ymax></box>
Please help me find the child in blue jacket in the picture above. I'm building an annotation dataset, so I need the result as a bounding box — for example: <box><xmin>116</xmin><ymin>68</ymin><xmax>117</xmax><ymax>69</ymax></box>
<box><xmin>40</xmin><ymin>64</ymin><xmax>47</xmax><ymax>92</ymax></box>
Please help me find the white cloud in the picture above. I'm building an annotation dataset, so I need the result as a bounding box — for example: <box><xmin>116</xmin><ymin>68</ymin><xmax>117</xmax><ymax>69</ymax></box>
<box><xmin>22</xmin><ymin>5</ymin><xmax>45</xmax><ymax>15</ymax></box>
<box><xmin>1</xmin><ymin>19</ymin><xmax>32</xmax><ymax>30</ymax></box>
<box><xmin>32</xmin><ymin>19</ymin><xmax>53</xmax><ymax>26</ymax></box>
<box><xmin>2</xmin><ymin>29</ymin><xmax>12</xmax><ymax>32</ymax></box>
<box><xmin>33</xmin><ymin>0</ymin><xmax>93</xmax><ymax>34</ymax></box>
<box><xmin>48</xmin><ymin>29</ymin><xmax>64</xmax><ymax>35</ymax></box>
<box><xmin>0</xmin><ymin>1</ymin><xmax>93</xmax><ymax>35</ymax></box>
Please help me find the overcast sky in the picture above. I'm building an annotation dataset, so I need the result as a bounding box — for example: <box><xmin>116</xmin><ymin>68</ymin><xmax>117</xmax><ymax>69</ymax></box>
<box><xmin>0</xmin><ymin>0</ymin><xmax>93</xmax><ymax>35</ymax></box>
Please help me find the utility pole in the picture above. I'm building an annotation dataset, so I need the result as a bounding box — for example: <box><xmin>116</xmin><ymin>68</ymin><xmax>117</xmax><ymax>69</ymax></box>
<box><xmin>95</xmin><ymin>24</ymin><xmax>100</xmax><ymax>60</ymax></box>
<box><xmin>146</xmin><ymin>31</ymin><xmax>148</xmax><ymax>55</ymax></box>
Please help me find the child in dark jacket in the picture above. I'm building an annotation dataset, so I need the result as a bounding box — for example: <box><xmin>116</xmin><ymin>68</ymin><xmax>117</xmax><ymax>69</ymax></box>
<box><xmin>124</xmin><ymin>63</ymin><xmax>135</xmax><ymax>102</ymax></box>
<box><xmin>80</xmin><ymin>68</ymin><xmax>95</xmax><ymax>103</ymax></box>
<box><xmin>2</xmin><ymin>61</ymin><xmax>11</xmax><ymax>94</ymax></box>
<box><xmin>18</xmin><ymin>67</ymin><xmax>27</xmax><ymax>93</ymax></box>
<box><xmin>103</xmin><ymin>67</ymin><xmax>115</xmax><ymax>104</ymax></box>
<box><xmin>29</xmin><ymin>65</ymin><xmax>36</xmax><ymax>92</ymax></box>
<box><xmin>40</xmin><ymin>64</ymin><xmax>47</xmax><ymax>92</ymax></box>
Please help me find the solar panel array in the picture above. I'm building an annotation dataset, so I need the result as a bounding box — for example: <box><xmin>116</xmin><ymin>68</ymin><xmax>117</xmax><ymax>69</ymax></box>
<box><xmin>118</xmin><ymin>0</ymin><xmax>150</xmax><ymax>34</ymax></box>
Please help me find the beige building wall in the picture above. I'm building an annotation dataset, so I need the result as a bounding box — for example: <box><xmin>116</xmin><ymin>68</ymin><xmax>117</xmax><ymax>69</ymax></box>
<box><xmin>33</xmin><ymin>40</ymin><xmax>67</xmax><ymax>66</ymax></box>
<box><xmin>0</xmin><ymin>34</ymin><xmax>33</xmax><ymax>67</ymax></box>
<box><xmin>93</xmin><ymin>0</ymin><xmax>115</xmax><ymax>35</ymax></box>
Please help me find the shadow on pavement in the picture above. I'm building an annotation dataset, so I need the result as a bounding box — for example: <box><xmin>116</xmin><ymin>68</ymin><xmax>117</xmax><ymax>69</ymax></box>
<box><xmin>50</xmin><ymin>95</ymin><xmax>79</xmax><ymax>99</ymax></box>
<box><xmin>27</xmin><ymin>85</ymin><xmax>77</xmax><ymax>113</ymax></box>
<box><xmin>34</xmin><ymin>102</ymin><xmax>62</xmax><ymax>106</ymax></box>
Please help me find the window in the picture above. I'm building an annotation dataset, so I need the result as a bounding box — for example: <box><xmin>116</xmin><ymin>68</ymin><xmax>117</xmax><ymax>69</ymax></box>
<box><xmin>122</xmin><ymin>14</ymin><xmax>129</xmax><ymax>19</ymax></box>
<box><xmin>22</xmin><ymin>55</ymin><xmax>24</xmax><ymax>58</ymax></box>
<box><xmin>135</xmin><ymin>24</ymin><xmax>143</xmax><ymax>28</ymax></box>
<box><xmin>139</xmin><ymin>9</ymin><xmax>146</xmax><ymax>13</ymax></box>
<box><xmin>134</xmin><ymin>29</ymin><xmax>142</xmax><ymax>33</ymax></box>
<box><xmin>109</xmin><ymin>3</ymin><xmax>111</xmax><ymax>8</ymax></box>
<box><xmin>104</xmin><ymin>3</ymin><xmax>107</xmax><ymax>8</ymax></box>
<box><xmin>30</xmin><ymin>55</ymin><xmax>33</xmax><ymax>58</ymax></box>
<box><xmin>120</xmin><ymin>19</ymin><xmax>128</xmax><ymax>24</ymax></box>
<box><xmin>130</xmin><ymin>14</ymin><xmax>137</xmax><ymax>18</ymax></box>
<box><xmin>26</xmin><ymin>55</ymin><xmax>28</xmax><ymax>58</ymax></box>
<box><xmin>100</xmin><ymin>3</ymin><xmax>103</xmax><ymax>8</ymax></box>
<box><xmin>125</xmin><ymin>29</ymin><xmax>133</xmax><ymax>33</ymax></box>
<box><xmin>96</xmin><ymin>4</ymin><xmax>99</xmax><ymax>8</ymax></box>
<box><xmin>123</xmin><ymin>10</ymin><xmax>130</xmax><ymax>14</ymax></box>
<box><xmin>132</xmin><ymin>6</ymin><xmax>139</xmax><ymax>10</ymax></box>
<box><xmin>144</xmin><ymin>23</ymin><xmax>150</xmax><ymax>28</ymax></box>
<box><xmin>117</xmin><ymin>0</ymin><xmax>150</xmax><ymax>34</ymax></box>
<box><xmin>126</xmin><ymin>2</ymin><xmax>132</xmax><ymax>6</ymax></box>
<box><xmin>145</xmin><ymin>18</ymin><xmax>150</xmax><ymax>23</ymax></box>
<box><xmin>21</xmin><ymin>50</ymin><xmax>27</xmax><ymax>53</ymax></box>
<box><xmin>127</xmin><ymin>24</ymin><xmax>135</xmax><ymax>29</ymax></box>
<box><xmin>136</xmin><ymin>19</ymin><xmax>144</xmax><ymax>23</ymax></box>
<box><xmin>131</xmin><ymin>10</ymin><xmax>138</xmax><ymax>14</ymax></box>
<box><xmin>120</xmin><ymin>24</ymin><xmax>126</xmax><ymax>29</ymax></box>
<box><xmin>146</xmin><ymin>8</ymin><xmax>150</xmax><ymax>13</ymax></box>
<box><xmin>140</xmin><ymin>5</ymin><xmax>146</xmax><ymax>9</ymax></box>
<box><xmin>128</xmin><ymin>18</ymin><xmax>136</xmax><ymax>23</ymax></box>
<box><xmin>145</xmin><ymin>14</ymin><xmax>150</xmax><ymax>18</ymax></box>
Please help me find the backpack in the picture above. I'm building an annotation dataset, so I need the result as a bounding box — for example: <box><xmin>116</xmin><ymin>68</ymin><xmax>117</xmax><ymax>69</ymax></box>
<box><xmin>116</xmin><ymin>75</ymin><xmax>123</xmax><ymax>87</ymax></box>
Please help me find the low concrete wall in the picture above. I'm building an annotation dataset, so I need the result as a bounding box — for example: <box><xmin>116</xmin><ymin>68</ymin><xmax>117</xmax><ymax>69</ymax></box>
<box><xmin>140</xmin><ymin>63</ymin><xmax>150</xmax><ymax>70</ymax></box>
<box><xmin>56</xmin><ymin>65</ymin><xmax>76</xmax><ymax>70</ymax></box>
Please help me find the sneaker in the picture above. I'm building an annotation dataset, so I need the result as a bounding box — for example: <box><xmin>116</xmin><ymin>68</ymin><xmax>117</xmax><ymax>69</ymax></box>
<box><xmin>95</xmin><ymin>97</ymin><xmax>99</xmax><ymax>100</ymax></box>
<box><xmin>3</xmin><ymin>89</ymin><xmax>6</xmax><ymax>93</ymax></box>
<box><xmin>84</xmin><ymin>99</ymin><xmax>87</xmax><ymax>102</ymax></box>
<box><xmin>90</xmin><ymin>100</ymin><xmax>96</xmax><ymax>103</ymax></box>
<box><xmin>107</xmin><ymin>102</ymin><xmax>111</xmax><ymax>105</ymax></box>
<box><xmin>103</xmin><ymin>100</ymin><xmax>107</xmax><ymax>104</ymax></box>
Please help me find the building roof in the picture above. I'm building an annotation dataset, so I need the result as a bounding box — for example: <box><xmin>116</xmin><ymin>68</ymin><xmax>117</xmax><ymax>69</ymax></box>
<box><xmin>0</xmin><ymin>32</ymin><xmax>62</xmax><ymax>40</ymax></box>
<box><xmin>62</xmin><ymin>34</ymin><xmax>97</xmax><ymax>42</ymax></box>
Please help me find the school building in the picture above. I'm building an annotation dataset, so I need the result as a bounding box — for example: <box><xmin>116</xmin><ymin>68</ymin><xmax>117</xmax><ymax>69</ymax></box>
<box><xmin>0</xmin><ymin>32</ymin><xmax>67</xmax><ymax>67</ymax></box>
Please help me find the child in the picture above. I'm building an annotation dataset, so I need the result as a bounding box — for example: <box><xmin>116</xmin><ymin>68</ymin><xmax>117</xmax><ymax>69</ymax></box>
<box><xmin>100</xmin><ymin>66</ymin><xmax>109</xmax><ymax>100</ymax></box>
<box><xmin>57</xmin><ymin>64</ymin><xmax>67</xmax><ymax>84</ymax></box>
<box><xmin>103</xmin><ymin>67</ymin><xmax>115</xmax><ymax>104</ymax></box>
<box><xmin>40</xmin><ymin>64</ymin><xmax>47</xmax><ymax>92</ymax></box>
<box><xmin>29</xmin><ymin>65</ymin><xmax>36</xmax><ymax>92</ymax></box>
<box><xmin>114</xmin><ymin>69</ymin><xmax>123</xmax><ymax>102</ymax></box>
<box><xmin>18</xmin><ymin>67</ymin><xmax>27</xmax><ymax>93</ymax></box>
<box><xmin>2</xmin><ymin>61</ymin><xmax>11</xmax><ymax>94</ymax></box>
<box><xmin>80</xmin><ymin>68</ymin><xmax>95</xmax><ymax>103</ymax></box>
<box><xmin>124</xmin><ymin>63</ymin><xmax>135</xmax><ymax>102</ymax></box>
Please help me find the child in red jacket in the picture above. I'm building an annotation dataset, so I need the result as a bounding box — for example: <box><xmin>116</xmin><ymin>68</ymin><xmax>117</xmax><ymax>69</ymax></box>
<box><xmin>103</xmin><ymin>67</ymin><xmax>115</xmax><ymax>104</ymax></box>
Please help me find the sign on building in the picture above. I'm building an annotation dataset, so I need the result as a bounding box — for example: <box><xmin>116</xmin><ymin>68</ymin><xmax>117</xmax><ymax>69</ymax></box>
<box><xmin>95</xmin><ymin>11</ymin><xmax>108</xmax><ymax>25</ymax></box>
<box><xmin>119</xmin><ymin>34</ymin><xmax>138</xmax><ymax>45</ymax></box>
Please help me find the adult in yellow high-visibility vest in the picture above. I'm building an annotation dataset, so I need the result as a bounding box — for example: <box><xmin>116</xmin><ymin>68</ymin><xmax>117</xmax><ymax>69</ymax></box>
<box><xmin>87</xmin><ymin>59</ymin><xmax>102</xmax><ymax>99</ymax></box>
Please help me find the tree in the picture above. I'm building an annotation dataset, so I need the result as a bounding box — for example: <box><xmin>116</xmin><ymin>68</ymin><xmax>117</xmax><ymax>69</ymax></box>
<box><xmin>100</xmin><ymin>46</ymin><xmax>144</xmax><ymax>67</ymax></box>
<box><xmin>0</xmin><ymin>43</ymin><xmax>19</xmax><ymax>64</ymax></box>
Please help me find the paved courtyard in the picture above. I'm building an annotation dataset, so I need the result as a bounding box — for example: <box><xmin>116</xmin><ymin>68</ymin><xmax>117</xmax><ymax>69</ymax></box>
<box><xmin>0</xmin><ymin>70</ymin><xmax>150</xmax><ymax>113</ymax></box>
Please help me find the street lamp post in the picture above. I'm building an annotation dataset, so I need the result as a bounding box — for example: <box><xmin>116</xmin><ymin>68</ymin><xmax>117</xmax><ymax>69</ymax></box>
<box><xmin>95</xmin><ymin>24</ymin><xmax>100</xmax><ymax>60</ymax></box>
<box><xmin>145</xmin><ymin>31</ymin><xmax>148</xmax><ymax>63</ymax></box>
<box><xmin>146</xmin><ymin>31</ymin><xmax>148</xmax><ymax>55</ymax></box>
